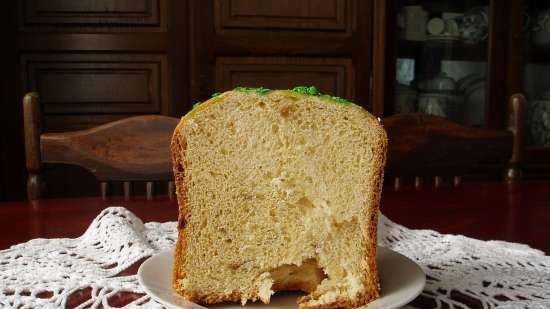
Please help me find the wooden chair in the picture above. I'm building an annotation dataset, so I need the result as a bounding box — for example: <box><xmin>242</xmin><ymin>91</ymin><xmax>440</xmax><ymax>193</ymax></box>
<box><xmin>23</xmin><ymin>92</ymin><xmax>180</xmax><ymax>200</ymax></box>
<box><xmin>382</xmin><ymin>94</ymin><xmax>525</xmax><ymax>190</ymax></box>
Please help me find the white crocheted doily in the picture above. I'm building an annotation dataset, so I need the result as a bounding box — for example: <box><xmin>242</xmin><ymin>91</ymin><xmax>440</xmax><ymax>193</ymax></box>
<box><xmin>1</xmin><ymin>207</ymin><xmax>549</xmax><ymax>309</ymax></box>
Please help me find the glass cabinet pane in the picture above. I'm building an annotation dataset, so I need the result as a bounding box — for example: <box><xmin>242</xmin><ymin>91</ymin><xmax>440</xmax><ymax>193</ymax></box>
<box><xmin>523</xmin><ymin>1</ymin><xmax>550</xmax><ymax>149</ymax></box>
<box><xmin>391</xmin><ymin>1</ymin><xmax>490</xmax><ymax>127</ymax></box>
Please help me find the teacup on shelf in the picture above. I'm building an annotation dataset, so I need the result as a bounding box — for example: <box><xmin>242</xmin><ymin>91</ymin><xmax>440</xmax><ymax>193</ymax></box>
<box><xmin>459</xmin><ymin>6</ymin><xmax>489</xmax><ymax>44</ymax></box>
<box><xmin>427</xmin><ymin>17</ymin><xmax>461</xmax><ymax>41</ymax></box>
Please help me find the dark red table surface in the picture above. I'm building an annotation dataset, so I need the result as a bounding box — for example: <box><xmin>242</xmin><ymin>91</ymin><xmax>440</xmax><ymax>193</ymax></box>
<box><xmin>1</xmin><ymin>180</ymin><xmax>549</xmax><ymax>253</ymax></box>
<box><xmin>1</xmin><ymin>181</ymin><xmax>549</xmax><ymax>309</ymax></box>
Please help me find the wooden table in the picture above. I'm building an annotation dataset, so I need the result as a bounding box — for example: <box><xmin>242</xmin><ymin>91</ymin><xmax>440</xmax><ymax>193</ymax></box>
<box><xmin>382</xmin><ymin>180</ymin><xmax>550</xmax><ymax>254</ymax></box>
<box><xmin>1</xmin><ymin>181</ymin><xmax>549</xmax><ymax>308</ymax></box>
<box><xmin>1</xmin><ymin>180</ymin><xmax>548</xmax><ymax>253</ymax></box>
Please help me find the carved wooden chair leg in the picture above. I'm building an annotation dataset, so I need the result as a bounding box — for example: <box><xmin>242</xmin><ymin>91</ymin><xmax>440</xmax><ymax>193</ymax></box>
<box><xmin>100</xmin><ymin>182</ymin><xmax>109</xmax><ymax>200</ymax></box>
<box><xmin>453</xmin><ymin>176</ymin><xmax>462</xmax><ymax>187</ymax></box>
<box><xmin>505</xmin><ymin>167</ymin><xmax>522</xmax><ymax>183</ymax></box>
<box><xmin>506</xmin><ymin>94</ymin><xmax>525</xmax><ymax>182</ymax></box>
<box><xmin>146</xmin><ymin>182</ymin><xmax>154</xmax><ymax>200</ymax></box>
<box><xmin>27</xmin><ymin>174</ymin><xmax>44</xmax><ymax>200</ymax></box>
<box><xmin>394</xmin><ymin>177</ymin><xmax>402</xmax><ymax>191</ymax></box>
<box><xmin>414</xmin><ymin>176</ymin><xmax>422</xmax><ymax>189</ymax></box>
<box><xmin>123</xmin><ymin>182</ymin><xmax>132</xmax><ymax>200</ymax></box>
<box><xmin>434</xmin><ymin>176</ymin><xmax>442</xmax><ymax>188</ymax></box>
<box><xmin>23</xmin><ymin>92</ymin><xmax>44</xmax><ymax>200</ymax></box>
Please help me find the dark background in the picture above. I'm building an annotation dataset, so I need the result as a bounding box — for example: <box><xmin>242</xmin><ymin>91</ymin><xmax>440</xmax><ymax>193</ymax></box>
<box><xmin>2</xmin><ymin>0</ymin><xmax>546</xmax><ymax>201</ymax></box>
<box><xmin>1</xmin><ymin>0</ymin><xmax>378</xmax><ymax>201</ymax></box>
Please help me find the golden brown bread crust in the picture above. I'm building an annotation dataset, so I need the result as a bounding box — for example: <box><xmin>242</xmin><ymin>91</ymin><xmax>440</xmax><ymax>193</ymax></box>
<box><xmin>171</xmin><ymin>119</ymin><xmax>190</xmax><ymax>292</ymax></box>
<box><xmin>364</xmin><ymin>122</ymin><xmax>387</xmax><ymax>302</ymax></box>
<box><xmin>172</xmin><ymin>116</ymin><xmax>264</xmax><ymax>304</ymax></box>
<box><xmin>172</xmin><ymin>116</ymin><xmax>254</xmax><ymax>304</ymax></box>
<box><xmin>170</xmin><ymin>93</ymin><xmax>387</xmax><ymax>308</ymax></box>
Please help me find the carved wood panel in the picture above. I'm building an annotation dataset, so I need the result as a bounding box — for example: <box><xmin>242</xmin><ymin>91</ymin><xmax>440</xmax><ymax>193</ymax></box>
<box><xmin>4</xmin><ymin>0</ymin><xmax>374</xmax><ymax>200</ymax></box>
<box><xmin>20</xmin><ymin>0</ymin><xmax>165</xmax><ymax>30</ymax></box>
<box><xmin>215</xmin><ymin>57</ymin><xmax>354</xmax><ymax>100</ymax></box>
<box><xmin>22</xmin><ymin>54</ymin><xmax>169</xmax><ymax>129</ymax></box>
<box><xmin>4</xmin><ymin>1</ymin><xmax>183</xmax><ymax>200</ymax></box>
<box><xmin>214</xmin><ymin>0</ymin><xmax>353</xmax><ymax>33</ymax></box>
<box><xmin>191</xmin><ymin>0</ymin><xmax>371</xmax><ymax>111</ymax></box>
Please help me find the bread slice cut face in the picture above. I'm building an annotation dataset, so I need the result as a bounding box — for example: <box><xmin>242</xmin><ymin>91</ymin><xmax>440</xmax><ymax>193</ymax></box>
<box><xmin>171</xmin><ymin>88</ymin><xmax>387</xmax><ymax>309</ymax></box>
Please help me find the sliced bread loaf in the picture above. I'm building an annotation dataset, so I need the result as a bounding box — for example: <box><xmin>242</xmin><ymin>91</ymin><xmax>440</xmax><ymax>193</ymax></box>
<box><xmin>171</xmin><ymin>87</ymin><xmax>387</xmax><ymax>309</ymax></box>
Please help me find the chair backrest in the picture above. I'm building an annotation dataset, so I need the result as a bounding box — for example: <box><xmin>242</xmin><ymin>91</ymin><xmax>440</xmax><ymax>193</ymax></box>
<box><xmin>23</xmin><ymin>92</ymin><xmax>180</xmax><ymax>200</ymax></box>
<box><xmin>382</xmin><ymin>94</ymin><xmax>525</xmax><ymax>190</ymax></box>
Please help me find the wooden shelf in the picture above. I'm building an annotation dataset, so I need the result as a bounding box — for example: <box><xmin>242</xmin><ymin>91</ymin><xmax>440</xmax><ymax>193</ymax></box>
<box><xmin>396</xmin><ymin>39</ymin><xmax>488</xmax><ymax>62</ymax></box>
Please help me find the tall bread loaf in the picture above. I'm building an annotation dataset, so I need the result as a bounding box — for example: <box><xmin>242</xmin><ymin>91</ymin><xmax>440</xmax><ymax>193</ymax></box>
<box><xmin>171</xmin><ymin>87</ymin><xmax>387</xmax><ymax>309</ymax></box>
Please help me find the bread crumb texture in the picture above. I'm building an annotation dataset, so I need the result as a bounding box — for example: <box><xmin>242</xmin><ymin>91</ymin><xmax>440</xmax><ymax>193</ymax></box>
<box><xmin>172</xmin><ymin>89</ymin><xmax>387</xmax><ymax>309</ymax></box>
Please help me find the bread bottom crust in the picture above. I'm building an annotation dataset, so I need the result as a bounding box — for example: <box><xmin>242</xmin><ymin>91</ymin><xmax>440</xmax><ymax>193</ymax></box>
<box><xmin>173</xmin><ymin>283</ymin><xmax>379</xmax><ymax>309</ymax></box>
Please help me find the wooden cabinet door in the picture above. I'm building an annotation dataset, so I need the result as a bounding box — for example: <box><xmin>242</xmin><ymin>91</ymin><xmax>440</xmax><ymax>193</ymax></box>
<box><xmin>374</xmin><ymin>0</ymin><xmax>512</xmax><ymax>129</ymax></box>
<box><xmin>189</xmin><ymin>0</ymin><xmax>374</xmax><ymax>110</ymax></box>
<box><xmin>12</xmin><ymin>0</ymin><xmax>175</xmax><ymax>198</ymax></box>
<box><xmin>3</xmin><ymin>0</ymin><xmax>376</xmax><ymax>199</ymax></box>
<box><xmin>18</xmin><ymin>0</ymin><xmax>172</xmax><ymax>131</ymax></box>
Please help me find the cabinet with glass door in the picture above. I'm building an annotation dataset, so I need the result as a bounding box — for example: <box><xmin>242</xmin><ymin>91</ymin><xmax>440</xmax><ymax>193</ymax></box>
<box><xmin>517</xmin><ymin>1</ymin><xmax>550</xmax><ymax>176</ymax></box>
<box><xmin>373</xmin><ymin>0</ymin><xmax>510</xmax><ymax>130</ymax></box>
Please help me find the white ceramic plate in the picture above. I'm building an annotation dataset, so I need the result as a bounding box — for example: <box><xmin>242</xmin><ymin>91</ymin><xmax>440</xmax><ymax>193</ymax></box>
<box><xmin>138</xmin><ymin>247</ymin><xmax>425</xmax><ymax>309</ymax></box>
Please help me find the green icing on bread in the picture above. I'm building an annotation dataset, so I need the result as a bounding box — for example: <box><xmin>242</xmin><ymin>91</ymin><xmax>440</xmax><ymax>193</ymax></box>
<box><xmin>234</xmin><ymin>86</ymin><xmax>272</xmax><ymax>95</ymax></box>
<box><xmin>324</xmin><ymin>95</ymin><xmax>353</xmax><ymax>106</ymax></box>
<box><xmin>191</xmin><ymin>92</ymin><xmax>223</xmax><ymax>111</ymax></box>
<box><xmin>191</xmin><ymin>86</ymin><xmax>356</xmax><ymax>113</ymax></box>
<box><xmin>292</xmin><ymin>86</ymin><xmax>320</xmax><ymax>96</ymax></box>
<box><xmin>292</xmin><ymin>86</ymin><xmax>355</xmax><ymax>107</ymax></box>
<box><xmin>232</xmin><ymin>85</ymin><xmax>354</xmax><ymax>107</ymax></box>
<box><xmin>192</xmin><ymin>101</ymin><xmax>202</xmax><ymax>110</ymax></box>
